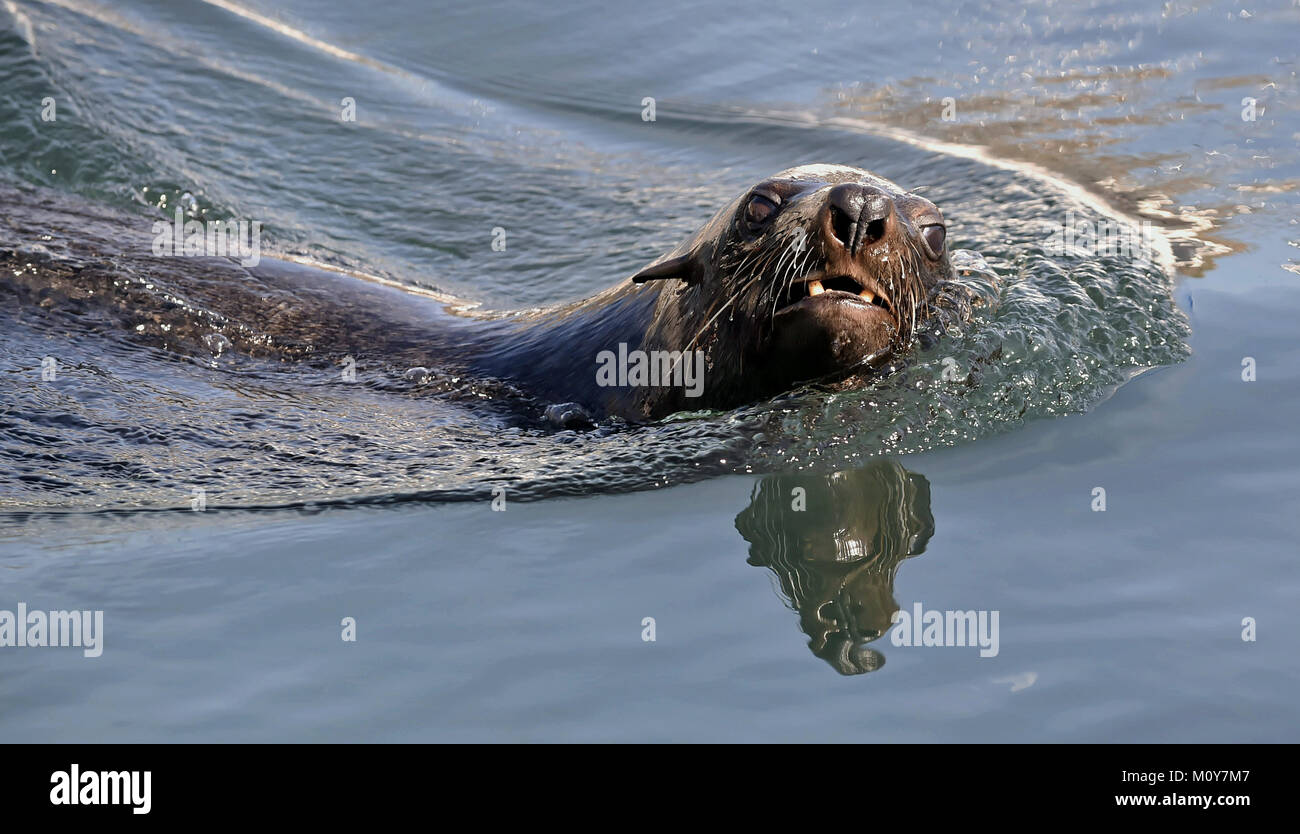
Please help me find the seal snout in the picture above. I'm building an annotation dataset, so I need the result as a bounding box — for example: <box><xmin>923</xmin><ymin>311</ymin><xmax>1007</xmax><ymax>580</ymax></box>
<box><xmin>826</xmin><ymin>183</ymin><xmax>893</xmax><ymax>256</ymax></box>
<box><xmin>772</xmin><ymin>180</ymin><xmax>906</xmax><ymax>315</ymax></box>
<box><xmin>754</xmin><ymin>176</ymin><xmax>932</xmax><ymax>386</ymax></box>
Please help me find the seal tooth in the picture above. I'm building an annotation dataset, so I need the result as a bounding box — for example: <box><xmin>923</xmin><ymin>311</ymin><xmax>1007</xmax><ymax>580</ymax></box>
<box><xmin>859</xmin><ymin>289</ymin><xmax>875</xmax><ymax>302</ymax></box>
<box><xmin>808</xmin><ymin>280</ymin><xmax>825</xmax><ymax>296</ymax></box>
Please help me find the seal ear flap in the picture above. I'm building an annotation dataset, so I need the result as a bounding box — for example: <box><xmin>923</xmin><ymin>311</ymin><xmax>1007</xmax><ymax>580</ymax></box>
<box><xmin>630</xmin><ymin>254</ymin><xmax>701</xmax><ymax>285</ymax></box>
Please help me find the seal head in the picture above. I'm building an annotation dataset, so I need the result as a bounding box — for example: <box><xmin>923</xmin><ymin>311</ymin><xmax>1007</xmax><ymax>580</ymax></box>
<box><xmin>632</xmin><ymin>164</ymin><xmax>954</xmax><ymax>412</ymax></box>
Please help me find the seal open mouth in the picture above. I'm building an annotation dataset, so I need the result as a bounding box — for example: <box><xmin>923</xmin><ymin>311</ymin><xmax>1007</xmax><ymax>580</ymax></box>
<box><xmin>766</xmin><ymin>266</ymin><xmax>902</xmax><ymax>384</ymax></box>
<box><xmin>777</xmin><ymin>272</ymin><xmax>894</xmax><ymax>316</ymax></box>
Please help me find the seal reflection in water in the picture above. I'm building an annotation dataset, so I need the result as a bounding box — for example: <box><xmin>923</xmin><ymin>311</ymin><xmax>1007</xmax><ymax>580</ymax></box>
<box><xmin>734</xmin><ymin>461</ymin><xmax>935</xmax><ymax>675</ymax></box>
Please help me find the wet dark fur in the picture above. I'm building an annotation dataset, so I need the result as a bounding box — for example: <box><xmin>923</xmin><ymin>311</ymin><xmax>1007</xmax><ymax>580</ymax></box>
<box><xmin>0</xmin><ymin>166</ymin><xmax>977</xmax><ymax>423</ymax></box>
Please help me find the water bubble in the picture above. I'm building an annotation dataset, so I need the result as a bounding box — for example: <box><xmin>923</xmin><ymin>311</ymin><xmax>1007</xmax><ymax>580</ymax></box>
<box><xmin>404</xmin><ymin>366</ymin><xmax>432</xmax><ymax>385</ymax></box>
<box><xmin>543</xmin><ymin>402</ymin><xmax>593</xmax><ymax>429</ymax></box>
<box><xmin>949</xmin><ymin>248</ymin><xmax>997</xmax><ymax>277</ymax></box>
<box><xmin>202</xmin><ymin>332</ymin><xmax>231</xmax><ymax>356</ymax></box>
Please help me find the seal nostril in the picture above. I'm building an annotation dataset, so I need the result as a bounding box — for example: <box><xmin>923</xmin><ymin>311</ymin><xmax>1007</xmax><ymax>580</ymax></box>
<box><xmin>827</xmin><ymin>184</ymin><xmax>893</xmax><ymax>254</ymax></box>
<box><xmin>862</xmin><ymin>217</ymin><xmax>887</xmax><ymax>246</ymax></box>
<box><xmin>830</xmin><ymin>204</ymin><xmax>856</xmax><ymax>249</ymax></box>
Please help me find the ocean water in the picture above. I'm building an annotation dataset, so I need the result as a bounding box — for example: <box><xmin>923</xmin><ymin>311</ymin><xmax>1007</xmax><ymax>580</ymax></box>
<box><xmin>1</xmin><ymin>0</ymin><xmax>1297</xmax><ymax>741</ymax></box>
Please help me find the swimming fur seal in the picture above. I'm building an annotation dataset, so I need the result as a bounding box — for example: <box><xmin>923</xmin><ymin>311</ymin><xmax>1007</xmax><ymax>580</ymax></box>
<box><xmin>472</xmin><ymin>163</ymin><xmax>983</xmax><ymax>421</ymax></box>
<box><xmin>0</xmin><ymin>165</ymin><xmax>983</xmax><ymax>423</ymax></box>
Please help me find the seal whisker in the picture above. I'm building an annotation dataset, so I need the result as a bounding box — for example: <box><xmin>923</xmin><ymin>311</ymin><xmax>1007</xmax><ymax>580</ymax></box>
<box><xmin>767</xmin><ymin>236</ymin><xmax>804</xmax><ymax>327</ymax></box>
<box><xmin>682</xmin><ymin>272</ymin><xmax>762</xmax><ymax>355</ymax></box>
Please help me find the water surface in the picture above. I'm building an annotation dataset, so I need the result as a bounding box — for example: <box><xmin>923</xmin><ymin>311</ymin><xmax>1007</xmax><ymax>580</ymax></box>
<box><xmin>1</xmin><ymin>0</ymin><xmax>1297</xmax><ymax>741</ymax></box>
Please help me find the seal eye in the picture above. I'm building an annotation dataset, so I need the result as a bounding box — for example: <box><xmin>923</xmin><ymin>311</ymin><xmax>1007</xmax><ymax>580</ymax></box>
<box><xmin>922</xmin><ymin>224</ymin><xmax>946</xmax><ymax>257</ymax></box>
<box><xmin>744</xmin><ymin>194</ymin><xmax>779</xmax><ymax>228</ymax></box>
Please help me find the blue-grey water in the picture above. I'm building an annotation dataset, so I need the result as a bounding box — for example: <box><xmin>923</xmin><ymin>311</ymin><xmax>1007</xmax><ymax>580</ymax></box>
<box><xmin>1</xmin><ymin>0</ymin><xmax>1297</xmax><ymax>741</ymax></box>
